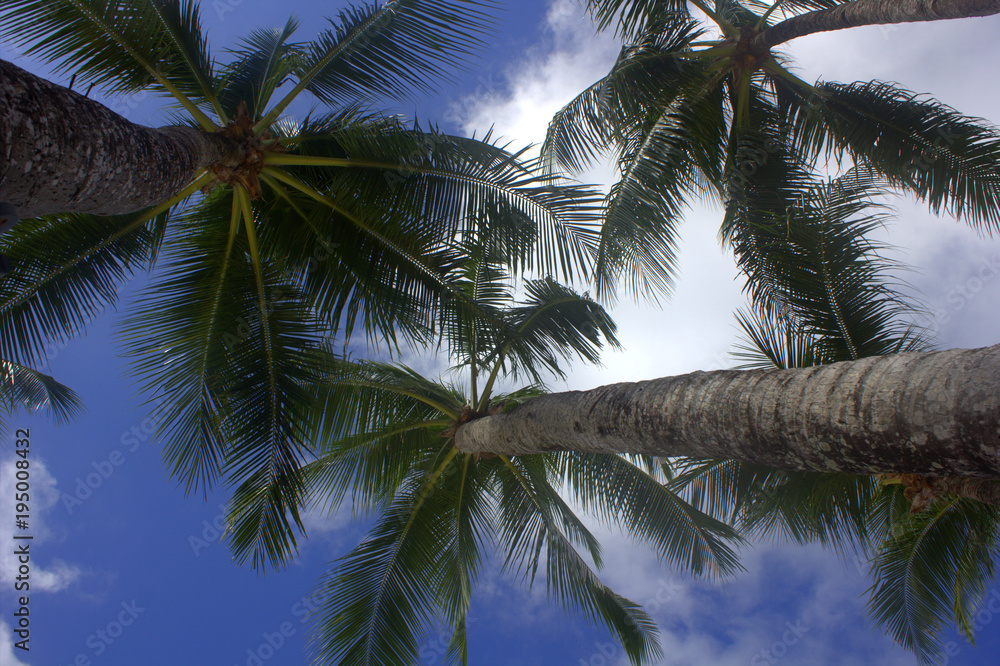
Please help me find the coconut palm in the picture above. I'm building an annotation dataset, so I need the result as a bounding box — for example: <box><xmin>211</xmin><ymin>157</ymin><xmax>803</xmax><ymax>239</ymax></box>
<box><xmin>246</xmin><ymin>244</ymin><xmax>742</xmax><ymax>665</ymax></box>
<box><xmin>0</xmin><ymin>0</ymin><xmax>604</xmax><ymax>551</ymax></box>
<box><xmin>542</xmin><ymin>0</ymin><xmax>1000</xmax><ymax>301</ymax></box>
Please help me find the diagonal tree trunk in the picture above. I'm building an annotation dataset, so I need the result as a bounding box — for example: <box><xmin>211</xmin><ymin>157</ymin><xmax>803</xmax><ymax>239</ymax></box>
<box><xmin>754</xmin><ymin>0</ymin><xmax>1000</xmax><ymax>51</ymax></box>
<box><xmin>0</xmin><ymin>59</ymin><xmax>244</xmax><ymax>220</ymax></box>
<box><xmin>455</xmin><ymin>344</ymin><xmax>1000</xmax><ymax>479</ymax></box>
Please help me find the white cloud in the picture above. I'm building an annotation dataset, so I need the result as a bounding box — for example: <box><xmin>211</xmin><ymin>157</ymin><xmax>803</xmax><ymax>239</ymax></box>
<box><xmin>0</xmin><ymin>456</ymin><xmax>81</xmax><ymax>593</ymax></box>
<box><xmin>455</xmin><ymin>0</ymin><xmax>621</xmax><ymax>148</ymax></box>
<box><xmin>787</xmin><ymin>16</ymin><xmax>1000</xmax><ymax>353</ymax></box>
<box><xmin>451</xmin><ymin>2</ymin><xmax>1000</xmax><ymax>386</ymax></box>
<box><xmin>453</xmin><ymin>0</ymin><xmax>748</xmax><ymax>385</ymax></box>
<box><xmin>0</xmin><ymin>620</ymin><xmax>30</xmax><ymax>666</ymax></box>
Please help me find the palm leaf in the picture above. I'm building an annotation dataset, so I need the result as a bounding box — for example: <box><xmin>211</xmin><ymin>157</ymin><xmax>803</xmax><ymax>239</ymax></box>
<box><xmin>560</xmin><ymin>452</ymin><xmax>745</xmax><ymax>578</ymax></box>
<box><xmin>0</xmin><ymin>211</ymin><xmax>159</xmax><ymax>368</ymax></box>
<box><xmin>0</xmin><ymin>359</ymin><xmax>84</xmax><ymax>427</ymax></box>
<box><xmin>867</xmin><ymin>498</ymin><xmax>1000</xmax><ymax>664</ymax></box>
<box><xmin>495</xmin><ymin>455</ymin><xmax>663</xmax><ymax>665</ymax></box>
<box><xmin>297</xmin><ymin>0</ymin><xmax>496</xmax><ymax>106</ymax></box>
<box><xmin>306</xmin><ymin>447</ymin><xmax>465</xmax><ymax>666</ymax></box>
<box><xmin>2</xmin><ymin>0</ymin><xmax>221</xmax><ymax>125</ymax></box>
<box><xmin>217</xmin><ymin>17</ymin><xmax>301</xmax><ymax>120</ymax></box>
<box><xmin>779</xmin><ymin>80</ymin><xmax>1000</xmax><ymax>234</ymax></box>
<box><xmin>303</xmin><ymin>357</ymin><xmax>462</xmax><ymax>514</ymax></box>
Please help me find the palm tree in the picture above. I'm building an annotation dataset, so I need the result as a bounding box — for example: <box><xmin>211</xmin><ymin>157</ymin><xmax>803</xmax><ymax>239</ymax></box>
<box><xmin>0</xmin><ymin>0</ymin><xmax>604</xmax><ymax>546</ymax></box>
<box><xmin>542</xmin><ymin>0</ymin><xmax>1000</xmax><ymax>300</ymax></box>
<box><xmin>446</xmin><ymin>171</ymin><xmax>996</xmax><ymax>663</ymax></box>
<box><xmin>246</xmin><ymin>244</ymin><xmax>742</xmax><ymax>665</ymax></box>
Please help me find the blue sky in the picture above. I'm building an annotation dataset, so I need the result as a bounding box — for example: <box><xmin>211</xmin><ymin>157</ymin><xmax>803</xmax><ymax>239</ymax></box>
<box><xmin>3</xmin><ymin>1</ymin><xmax>1000</xmax><ymax>665</ymax></box>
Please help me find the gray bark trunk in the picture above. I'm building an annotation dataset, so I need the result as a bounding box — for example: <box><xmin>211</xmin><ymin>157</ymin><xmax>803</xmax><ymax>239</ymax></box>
<box><xmin>455</xmin><ymin>345</ymin><xmax>1000</xmax><ymax>479</ymax></box>
<box><xmin>0</xmin><ymin>59</ymin><xmax>243</xmax><ymax>219</ymax></box>
<box><xmin>929</xmin><ymin>477</ymin><xmax>1000</xmax><ymax>507</ymax></box>
<box><xmin>754</xmin><ymin>0</ymin><xmax>1000</xmax><ymax>50</ymax></box>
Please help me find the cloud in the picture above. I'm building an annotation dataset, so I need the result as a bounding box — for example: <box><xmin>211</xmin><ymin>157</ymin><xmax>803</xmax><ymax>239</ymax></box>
<box><xmin>0</xmin><ymin>455</ymin><xmax>81</xmax><ymax>593</ymax></box>
<box><xmin>580</xmin><ymin>523</ymin><xmax>913</xmax><ymax>666</ymax></box>
<box><xmin>455</xmin><ymin>0</ymin><xmax>621</xmax><ymax>148</ymax></box>
<box><xmin>452</xmin><ymin>0</ymin><xmax>749</xmax><ymax>384</ymax></box>
<box><xmin>0</xmin><ymin>620</ymin><xmax>30</xmax><ymax>666</ymax></box>
<box><xmin>786</xmin><ymin>15</ymin><xmax>1000</xmax><ymax>352</ymax></box>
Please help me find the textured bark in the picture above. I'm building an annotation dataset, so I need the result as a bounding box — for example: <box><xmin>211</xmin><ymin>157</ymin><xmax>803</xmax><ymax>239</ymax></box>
<box><xmin>754</xmin><ymin>0</ymin><xmax>1000</xmax><ymax>50</ymax></box>
<box><xmin>930</xmin><ymin>477</ymin><xmax>1000</xmax><ymax>507</ymax></box>
<box><xmin>455</xmin><ymin>345</ymin><xmax>1000</xmax><ymax>478</ymax></box>
<box><xmin>0</xmin><ymin>59</ymin><xmax>245</xmax><ymax>219</ymax></box>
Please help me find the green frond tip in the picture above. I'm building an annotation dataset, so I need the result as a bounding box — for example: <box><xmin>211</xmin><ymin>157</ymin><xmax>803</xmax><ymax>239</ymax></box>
<box><xmin>1</xmin><ymin>360</ymin><xmax>84</xmax><ymax>426</ymax></box>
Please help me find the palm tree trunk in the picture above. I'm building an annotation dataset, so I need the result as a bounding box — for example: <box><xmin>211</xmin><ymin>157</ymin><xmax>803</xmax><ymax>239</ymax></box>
<box><xmin>0</xmin><ymin>59</ymin><xmax>244</xmax><ymax>219</ymax></box>
<box><xmin>929</xmin><ymin>477</ymin><xmax>1000</xmax><ymax>507</ymax></box>
<box><xmin>455</xmin><ymin>344</ymin><xmax>1000</xmax><ymax>479</ymax></box>
<box><xmin>754</xmin><ymin>0</ymin><xmax>1000</xmax><ymax>51</ymax></box>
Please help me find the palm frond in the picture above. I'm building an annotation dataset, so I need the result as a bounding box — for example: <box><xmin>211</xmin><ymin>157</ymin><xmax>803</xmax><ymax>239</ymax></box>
<box><xmin>0</xmin><ymin>359</ymin><xmax>84</xmax><ymax>427</ymax></box>
<box><xmin>560</xmin><ymin>452</ymin><xmax>745</xmax><ymax>579</ymax></box>
<box><xmin>867</xmin><ymin>498</ymin><xmax>1000</xmax><ymax>664</ymax></box>
<box><xmin>217</xmin><ymin>17</ymin><xmax>301</xmax><ymax>120</ymax></box>
<box><xmin>731</xmin><ymin>303</ymin><xmax>819</xmax><ymax>370</ymax></box>
<box><xmin>495</xmin><ymin>455</ymin><xmax>663</xmax><ymax>665</ymax></box>
<box><xmin>2</xmin><ymin>0</ymin><xmax>221</xmax><ymax>124</ymax></box>
<box><xmin>296</xmin><ymin>0</ymin><xmax>496</xmax><ymax>107</ymax></box>
<box><xmin>303</xmin><ymin>357</ymin><xmax>462</xmax><ymax>513</ymax></box>
<box><xmin>120</xmin><ymin>193</ymin><xmax>324</xmax><ymax>520</ymax></box>
<box><xmin>585</xmin><ymin>0</ymin><xmax>694</xmax><ymax>39</ymax></box>
<box><xmin>287</xmin><ymin>117</ymin><xmax>604</xmax><ymax>286</ymax></box>
<box><xmin>541</xmin><ymin>14</ymin><xmax>707</xmax><ymax>175</ymax></box>
<box><xmin>780</xmin><ymin>80</ymin><xmax>1000</xmax><ymax>234</ymax></box>
<box><xmin>474</xmin><ymin>277</ymin><xmax>620</xmax><ymax>398</ymax></box>
<box><xmin>306</xmin><ymin>447</ymin><xmax>464</xmax><ymax>666</ymax></box>
<box><xmin>730</xmin><ymin>172</ymin><xmax>932</xmax><ymax>362</ymax></box>
<box><xmin>0</xmin><ymin>212</ymin><xmax>156</xmax><ymax>368</ymax></box>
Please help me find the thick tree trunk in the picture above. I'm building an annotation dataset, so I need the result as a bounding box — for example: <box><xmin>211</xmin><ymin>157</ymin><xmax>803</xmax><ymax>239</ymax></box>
<box><xmin>455</xmin><ymin>345</ymin><xmax>1000</xmax><ymax>479</ymax></box>
<box><xmin>0</xmin><ymin>59</ymin><xmax>243</xmax><ymax>219</ymax></box>
<box><xmin>754</xmin><ymin>0</ymin><xmax>1000</xmax><ymax>50</ymax></box>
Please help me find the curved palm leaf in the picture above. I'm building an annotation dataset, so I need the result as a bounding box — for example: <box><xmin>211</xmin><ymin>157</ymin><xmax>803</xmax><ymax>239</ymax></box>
<box><xmin>0</xmin><ymin>359</ymin><xmax>83</xmax><ymax>428</ymax></box>
<box><xmin>777</xmin><ymin>80</ymin><xmax>1000</xmax><ymax>233</ymax></box>
<box><xmin>307</xmin><ymin>447</ymin><xmax>467</xmax><ymax>666</ymax></box>
<box><xmin>298</xmin><ymin>0</ymin><xmax>495</xmax><ymax>105</ymax></box>
<box><xmin>217</xmin><ymin>17</ymin><xmax>301</xmax><ymax>120</ymax></box>
<box><xmin>0</xmin><ymin>210</ymin><xmax>166</xmax><ymax>368</ymax></box>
